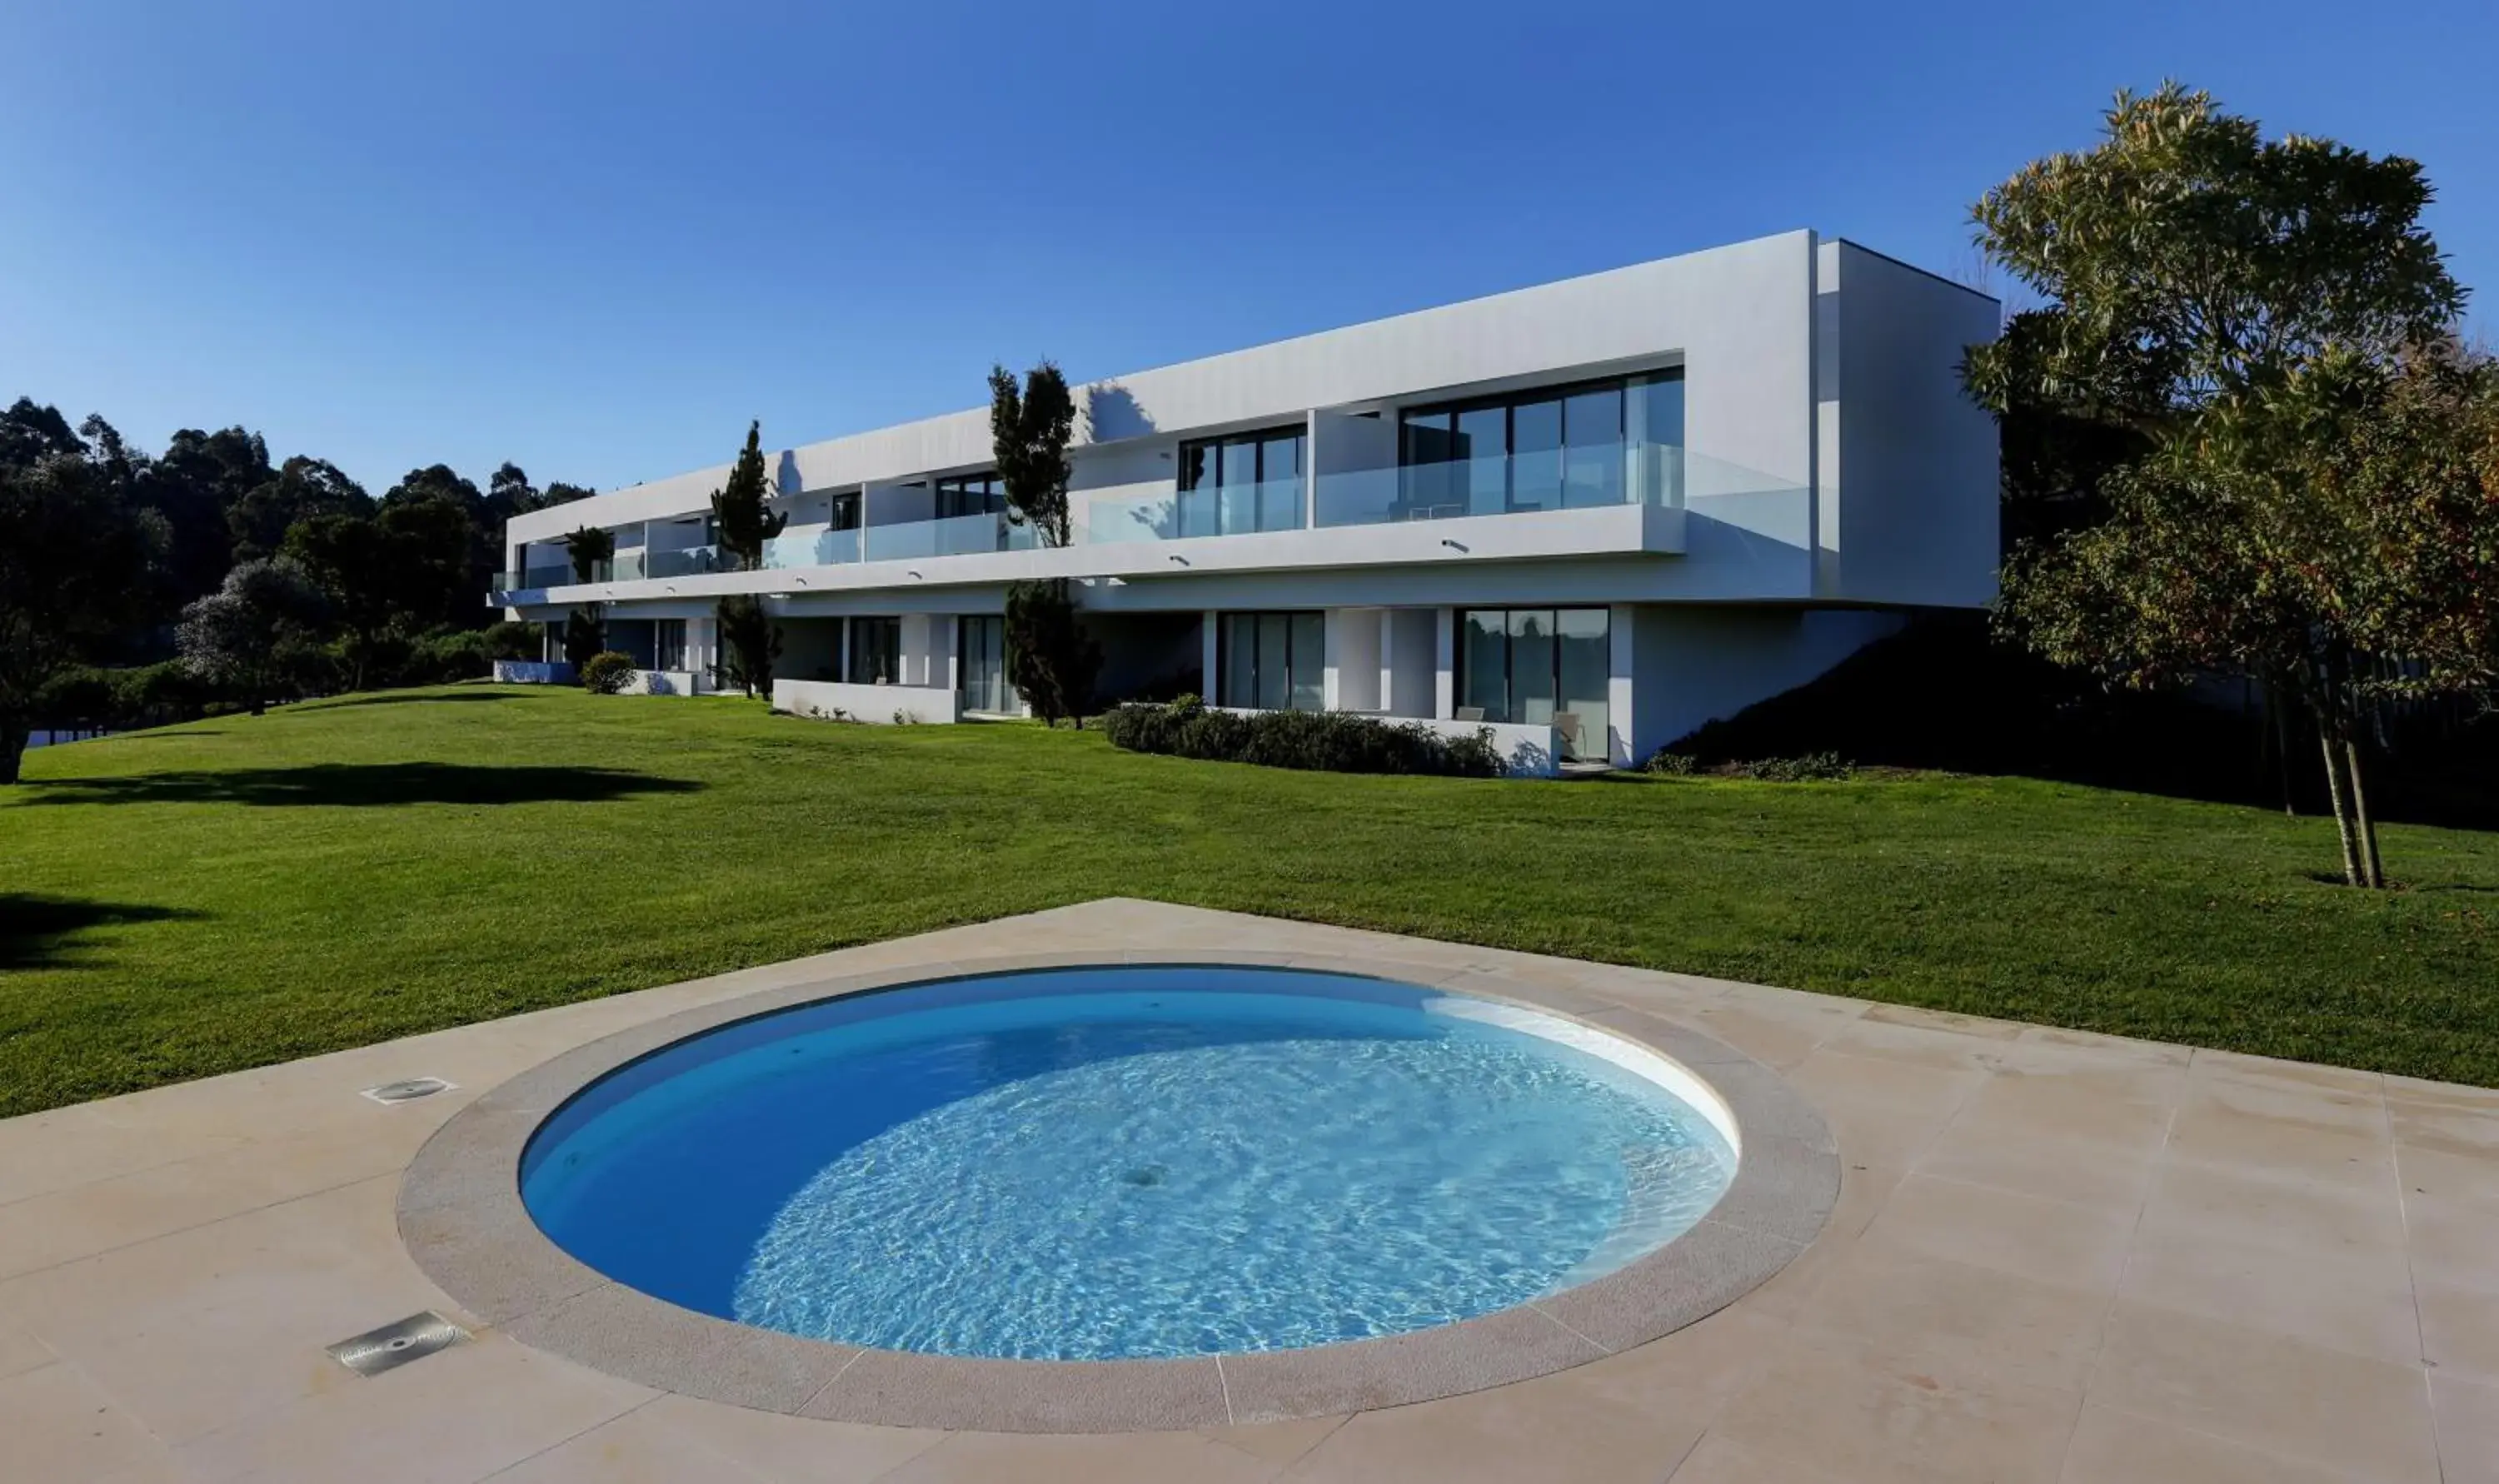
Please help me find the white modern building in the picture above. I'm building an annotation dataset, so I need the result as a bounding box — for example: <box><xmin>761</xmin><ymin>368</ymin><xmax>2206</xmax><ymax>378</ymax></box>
<box><xmin>492</xmin><ymin>231</ymin><xmax>1998</xmax><ymax>774</ymax></box>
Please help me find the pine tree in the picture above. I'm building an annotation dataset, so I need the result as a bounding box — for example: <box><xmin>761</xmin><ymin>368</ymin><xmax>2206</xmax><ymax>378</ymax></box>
<box><xmin>709</xmin><ymin>421</ymin><xmax>786</xmax><ymax>570</ymax></box>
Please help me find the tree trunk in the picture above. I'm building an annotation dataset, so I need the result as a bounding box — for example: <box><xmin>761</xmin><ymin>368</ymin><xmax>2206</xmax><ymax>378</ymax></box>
<box><xmin>2347</xmin><ymin>739</ymin><xmax>2386</xmax><ymax>889</ymax></box>
<box><xmin>0</xmin><ymin>718</ymin><xmax>27</xmax><ymax>785</ymax></box>
<box><xmin>2270</xmin><ymin>680</ymin><xmax>2297</xmax><ymax>818</ymax></box>
<box><xmin>2317</xmin><ymin>723</ymin><xmax>2362</xmax><ymax>887</ymax></box>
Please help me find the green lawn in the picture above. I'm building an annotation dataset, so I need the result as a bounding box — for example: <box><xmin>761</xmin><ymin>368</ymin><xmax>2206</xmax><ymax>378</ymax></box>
<box><xmin>4</xmin><ymin>683</ymin><xmax>2497</xmax><ymax>1115</ymax></box>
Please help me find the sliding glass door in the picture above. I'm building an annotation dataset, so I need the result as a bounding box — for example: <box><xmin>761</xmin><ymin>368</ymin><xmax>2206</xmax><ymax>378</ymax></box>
<box><xmin>958</xmin><ymin>615</ymin><xmax>1009</xmax><ymax>714</ymax></box>
<box><xmin>1455</xmin><ymin>607</ymin><xmax>1611</xmax><ymax>759</ymax></box>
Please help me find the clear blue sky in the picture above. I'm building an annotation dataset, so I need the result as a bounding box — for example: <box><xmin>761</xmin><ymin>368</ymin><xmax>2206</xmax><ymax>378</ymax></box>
<box><xmin>3</xmin><ymin>1</ymin><xmax>2490</xmax><ymax>496</ymax></box>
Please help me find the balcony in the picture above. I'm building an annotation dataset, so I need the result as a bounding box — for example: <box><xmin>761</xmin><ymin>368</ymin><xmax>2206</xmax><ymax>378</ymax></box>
<box><xmin>1085</xmin><ymin>477</ymin><xmax>1306</xmax><ymax>545</ymax></box>
<box><xmin>1316</xmin><ymin>439</ymin><xmax>1683</xmax><ymax>528</ymax></box>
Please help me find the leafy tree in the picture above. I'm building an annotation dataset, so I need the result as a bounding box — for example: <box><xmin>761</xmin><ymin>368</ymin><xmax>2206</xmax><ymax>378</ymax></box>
<box><xmin>713</xmin><ymin>593</ymin><xmax>780</xmax><ymax>698</ymax></box>
<box><xmin>1004</xmin><ymin>578</ymin><xmax>1101</xmax><ymax>727</ymax></box>
<box><xmin>0</xmin><ymin>453</ymin><xmax>164</xmax><ymax>783</ymax></box>
<box><xmin>541</xmin><ymin>481</ymin><xmax>597</xmax><ymax>507</ymax></box>
<box><xmin>1969</xmin><ymin>82</ymin><xmax>2471</xmax><ymax>886</ymax></box>
<box><xmin>564</xmin><ymin>525</ymin><xmax>616</xmax><ymax>582</ymax></box>
<box><xmin>383</xmin><ymin>463</ymin><xmax>497</xmax><ymax>612</ymax></box>
<box><xmin>176</xmin><ymin>558</ymin><xmax>326</xmax><ymax>716</ymax></box>
<box><xmin>0</xmin><ymin>397</ymin><xmax>82</xmax><ymax>469</ymax></box>
<box><xmin>708</xmin><ymin>421</ymin><xmax>785</xmax><ymax>569</ymax></box>
<box><xmin>562</xmin><ymin>607</ymin><xmax>607</xmax><ymax>669</ymax></box>
<box><xmin>989</xmin><ymin>362</ymin><xmax>1077</xmax><ymax>546</ymax></box>
<box><xmin>487</xmin><ymin>462</ymin><xmax>540</xmax><ymax>519</ymax></box>
<box><xmin>138</xmin><ymin>426</ymin><xmax>275</xmax><ymax>615</ymax></box>
<box><xmin>228</xmin><ymin>456</ymin><xmax>372</xmax><ymax>563</ymax></box>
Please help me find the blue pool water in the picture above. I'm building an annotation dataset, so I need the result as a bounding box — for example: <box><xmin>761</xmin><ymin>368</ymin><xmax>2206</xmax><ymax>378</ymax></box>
<box><xmin>521</xmin><ymin>966</ymin><xmax>1736</xmax><ymax>1361</ymax></box>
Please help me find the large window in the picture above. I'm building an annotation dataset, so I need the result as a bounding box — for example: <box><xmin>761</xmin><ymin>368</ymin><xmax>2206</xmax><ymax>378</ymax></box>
<box><xmin>1218</xmin><ymin>610</ymin><xmax>1324</xmax><ymax>712</ymax></box>
<box><xmin>959</xmin><ymin>615</ymin><xmax>1008</xmax><ymax>713</ymax></box>
<box><xmin>1399</xmin><ymin>371</ymin><xmax>1683</xmax><ymax>519</ymax></box>
<box><xmin>1178</xmin><ymin>426</ymin><xmax>1304</xmax><ymax>537</ymax></box>
<box><xmin>1458</xmin><ymin>607</ymin><xmax>1611</xmax><ymax>760</ymax></box>
<box><xmin>847</xmin><ymin>616</ymin><xmax>901</xmax><ymax>685</ymax></box>
<box><xmin>935</xmin><ymin>473</ymin><xmax>1006</xmax><ymax>520</ymax></box>
<box><xmin>654</xmin><ymin>619</ymin><xmax>687</xmax><ymax>672</ymax></box>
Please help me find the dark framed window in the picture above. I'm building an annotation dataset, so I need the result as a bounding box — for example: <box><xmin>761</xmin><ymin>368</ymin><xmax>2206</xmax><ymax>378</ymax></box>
<box><xmin>1457</xmin><ymin>607</ymin><xmax>1611</xmax><ymax>759</ymax></box>
<box><xmin>1217</xmin><ymin>610</ymin><xmax>1324</xmax><ymax>712</ymax></box>
<box><xmin>1178</xmin><ymin>426</ymin><xmax>1305</xmax><ymax>536</ymax></box>
<box><xmin>935</xmin><ymin>473</ymin><xmax>1006</xmax><ymax>520</ymax></box>
<box><xmin>654</xmin><ymin>619</ymin><xmax>687</xmax><ymax>672</ymax></box>
<box><xmin>1398</xmin><ymin>370</ymin><xmax>1682</xmax><ymax>517</ymax></box>
<box><xmin>847</xmin><ymin>616</ymin><xmax>901</xmax><ymax>685</ymax></box>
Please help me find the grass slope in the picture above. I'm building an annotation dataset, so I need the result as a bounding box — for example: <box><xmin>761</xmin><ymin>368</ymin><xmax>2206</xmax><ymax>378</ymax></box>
<box><xmin>4</xmin><ymin>684</ymin><xmax>2496</xmax><ymax>1115</ymax></box>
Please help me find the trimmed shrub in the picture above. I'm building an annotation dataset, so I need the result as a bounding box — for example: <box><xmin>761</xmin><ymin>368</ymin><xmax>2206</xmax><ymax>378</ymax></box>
<box><xmin>579</xmin><ymin>650</ymin><xmax>639</xmax><ymax>695</ymax></box>
<box><xmin>1735</xmin><ymin>752</ymin><xmax>1854</xmax><ymax>781</ymax></box>
<box><xmin>1104</xmin><ymin>696</ymin><xmax>1504</xmax><ymax>778</ymax></box>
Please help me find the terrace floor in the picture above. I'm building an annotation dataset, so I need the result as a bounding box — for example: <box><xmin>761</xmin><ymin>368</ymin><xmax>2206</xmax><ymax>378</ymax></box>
<box><xmin>1</xmin><ymin>899</ymin><xmax>2492</xmax><ymax>1483</ymax></box>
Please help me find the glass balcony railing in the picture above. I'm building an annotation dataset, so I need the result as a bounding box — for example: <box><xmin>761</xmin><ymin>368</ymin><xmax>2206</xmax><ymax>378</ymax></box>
<box><xmin>646</xmin><ymin>545</ymin><xmax>723</xmax><ymax>579</ymax></box>
<box><xmin>1084</xmin><ymin>478</ymin><xmax>1306</xmax><ymax>545</ymax></box>
<box><xmin>863</xmin><ymin>511</ymin><xmax>1037</xmax><ymax>563</ymax></box>
<box><xmin>1314</xmin><ymin>440</ymin><xmax>1684</xmax><ymax>528</ymax></box>
<box><xmin>500</xmin><ymin>562</ymin><xmax>576</xmax><ymax>590</ymax></box>
<box><xmin>763</xmin><ymin>524</ymin><xmax>861</xmax><ymax>569</ymax></box>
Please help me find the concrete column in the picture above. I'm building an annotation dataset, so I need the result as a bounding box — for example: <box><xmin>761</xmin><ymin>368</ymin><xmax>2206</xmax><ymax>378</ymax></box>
<box><xmin>1609</xmin><ymin>603</ymin><xmax>1638</xmax><ymax>768</ymax></box>
<box><xmin>1434</xmin><ymin>607</ymin><xmax>1455</xmax><ymax>720</ymax></box>
<box><xmin>1378</xmin><ymin>610</ymin><xmax>1396</xmax><ymax>714</ymax></box>
<box><xmin>1200</xmin><ymin>610</ymin><xmax>1220</xmax><ymax>702</ymax></box>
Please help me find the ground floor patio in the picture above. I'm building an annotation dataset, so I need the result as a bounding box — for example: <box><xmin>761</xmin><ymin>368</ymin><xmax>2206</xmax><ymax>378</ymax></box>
<box><xmin>1</xmin><ymin>899</ymin><xmax>2489</xmax><ymax>1482</ymax></box>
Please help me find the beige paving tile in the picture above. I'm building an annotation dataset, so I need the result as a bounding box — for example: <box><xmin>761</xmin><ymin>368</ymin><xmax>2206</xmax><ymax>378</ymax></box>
<box><xmin>1666</xmin><ymin>1433</ymin><xmax>1848</xmax><ymax>1482</ymax></box>
<box><xmin>2420</xmin><ymin>1283</ymin><xmax>2499</xmax><ymax>1386</ymax></box>
<box><xmin>883</xmin><ymin>1430</ymin><xmax>1278</xmax><ymax>1484</ymax></box>
<box><xmin>2432</xmin><ymin>1373</ymin><xmax>2499</xmax><ymax>1484</ymax></box>
<box><xmin>0</xmin><ymin>1117</ymin><xmax>426</xmax><ymax>1281</ymax></box>
<box><xmin>1536</xmin><ymin>1304</ymin><xmax>1790</xmax><ymax>1421</ymax></box>
<box><xmin>1666</xmin><ymin>990</ymin><xmax>1863</xmax><ymax>1070</ymax></box>
<box><xmin>1795</xmin><ymin>1246</ymin><xmax>2109</xmax><ymax>1395</ymax></box>
<box><xmin>1912</xmin><ymin>1120</ymin><xmax>2157</xmax><ymax>1213</ymax></box>
<box><xmin>2008</xmin><ymin>1022</ymin><xmax>2193</xmax><ymax>1073</ymax></box>
<box><xmin>1781</xmin><ymin>1049</ymin><xmax>1985</xmax><ymax>1170</ymax></box>
<box><xmin>0</xmin><ymin>1316</ymin><xmax>54</xmax><ymax>1380</ymax></box>
<box><xmin>1705</xmin><ymin>1329</ymin><xmax>2080</xmax><ymax>1484</ymax></box>
<box><xmin>0</xmin><ymin>1102</ymin><xmax>249</xmax><ymax>1208</ymax></box>
<box><xmin>0</xmin><ymin>1360</ymin><xmax>172</xmax><ymax>1483</ymax></box>
<box><xmin>1942</xmin><ymin>1067</ymin><xmax>2179</xmax><ymax>1153</ymax></box>
<box><xmin>634</xmin><ymin>1392</ymin><xmax>948</xmax><ymax>1482</ymax></box>
<box><xmin>1204</xmin><ymin>1414</ymin><xmax>1349</xmax><ymax>1468</ymax></box>
<box><xmin>1730</xmin><ymin>1163</ymin><xmax>1902</xmax><ymax>1323</ymax></box>
<box><xmin>2407</xmin><ymin>1193</ymin><xmax>2499</xmax><ymax>1292</ymax></box>
<box><xmin>2165</xmin><ymin>1085</ymin><xmax>2397</xmax><ymax>1192</ymax></box>
<box><xmin>171</xmin><ymin>1330</ymin><xmax>654</xmax><ymax>1484</ymax></box>
<box><xmin>2058</xmin><ymin>1402</ymin><xmax>2373</xmax><ymax>1483</ymax></box>
<box><xmin>1857</xmin><ymin>1173</ymin><xmax>2135</xmax><ymax>1294</ymax></box>
<box><xmin>2387</xmin><ymin>1085</ymin><xmax>2499</xmax><ymax>1159</ymax></box>
<box><xmin>2136</xmin><ymin>1158</ymin><xmax>2409</xmax><ymax>1260</ymax></box>
<box><xmin>490</xmin><ymin>1400</ymin><xmax>772</xmax><ymax>1482</ymax></box>
<box><xmin>2192</xmin><ymin>1048</ymin><xmax>2387</xmax><ymax>1098</ymax></box>
<box><xmin>1823</xmin><ymin>1013</ymin><xmax>2018</xmax><ymax>1073</ymax></box>
<box><xmin>2087</xmin><ymin>1299</ymin><xmax>2440</xmax><ymax>1482</ymax></box>
<box><xmin>2396</xmin><ymin>1142</ymin><xmax>2499</xmax><ymax>1211</ymax></box>
<box><xmin>0</xmin><ymin>1175</ymin><xmax>445</xmax><ymax>1365</ymax></box>
<box><xmin>1281</xmin><ymin>1372</ymin><xmax>1702</xmax><ymax>1483</ymax></box>
<box><xmin>2117</xmin><ymin>1223</ymin><xmax>2422</xmax><ymax>1365</ymax></box>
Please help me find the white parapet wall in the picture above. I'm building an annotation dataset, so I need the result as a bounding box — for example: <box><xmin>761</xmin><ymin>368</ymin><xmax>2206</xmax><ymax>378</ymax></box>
<box><xmin>774</xmin><ymin>678</ymin><xmax>960</xmax><ymax>725</ymax></box>
<box><xmin>622</xmin><ymin>670</ymin><xmax>704</xmax><ymax>697</ymax></box>
<box><xmin>492</xmin><ymin>660</ymin><xmax>575</xmax><ymax>685</ymax></box>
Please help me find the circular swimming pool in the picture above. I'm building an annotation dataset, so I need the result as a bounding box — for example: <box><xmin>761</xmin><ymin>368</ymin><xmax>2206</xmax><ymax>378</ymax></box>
<box><xmin>519</xmin><ymin>965</ymin><xmax>1738</xmax><ymax>1362</ymax></box>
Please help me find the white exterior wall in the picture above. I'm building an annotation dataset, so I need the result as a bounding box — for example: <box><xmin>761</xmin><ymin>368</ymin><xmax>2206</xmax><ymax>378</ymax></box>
<box><xmin>494</xmin><ymin>230</ymin><xmax>1997</xmax><ymax>764</ymax></box>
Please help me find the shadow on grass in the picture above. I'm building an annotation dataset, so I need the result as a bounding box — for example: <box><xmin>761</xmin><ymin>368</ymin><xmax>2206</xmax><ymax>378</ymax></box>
<box><xmin>300</xmin><ymin>692</ymin><xmax>517</xmax><ymax>710</ymax></box>
<box><xmin>0</xmin><ymin>894</ymin><xmax>199</xmax><ymax>970</ymax></box>
<box><xmin>20</xmin><ymin>763</ymin><xmax>702</xmax><ymax>808</ymax></box>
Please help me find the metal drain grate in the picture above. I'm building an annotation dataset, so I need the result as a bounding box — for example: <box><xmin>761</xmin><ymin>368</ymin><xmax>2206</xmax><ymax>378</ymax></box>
<box><xmin>360</xmin><ymin>1076</ymin><xmax>456</xmax><ymax>1105</ymax></box>
<box><xmin>327</xmin><ymin>1312</ymin><xmax>469</xmax><ymax>1377</ymax></box>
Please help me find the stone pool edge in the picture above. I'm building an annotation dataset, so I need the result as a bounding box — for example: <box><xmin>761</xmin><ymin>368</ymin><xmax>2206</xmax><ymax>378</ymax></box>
<box><xmin>395</xmin><ymin>949</ymin><xmax>1840</xmax><ymax>1433</ymax></box>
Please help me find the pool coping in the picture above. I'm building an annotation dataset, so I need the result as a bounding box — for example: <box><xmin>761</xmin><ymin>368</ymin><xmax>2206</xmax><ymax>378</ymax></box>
<box><xmin>396</xmin><ymin>949</ymin><xmax>1840</xmax><ymax>1432</ymax></box>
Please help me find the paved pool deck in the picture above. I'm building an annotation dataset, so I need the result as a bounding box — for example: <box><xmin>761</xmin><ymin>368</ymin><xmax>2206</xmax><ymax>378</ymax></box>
<box><xmin>1</xmin><ymin>899</ymin><xmax>2492</xmax><ymax>1482</ymax></box>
